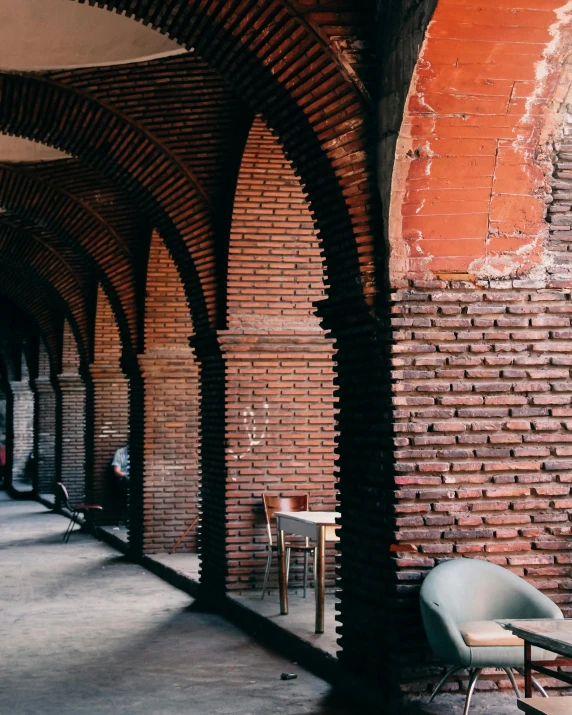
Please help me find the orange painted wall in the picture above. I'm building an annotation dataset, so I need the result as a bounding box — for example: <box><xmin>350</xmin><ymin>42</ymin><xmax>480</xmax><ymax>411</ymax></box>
<box><xmin>391</xmin><ymin>0</ymin><xmax>572</xmax><ymax>281</ymax></box>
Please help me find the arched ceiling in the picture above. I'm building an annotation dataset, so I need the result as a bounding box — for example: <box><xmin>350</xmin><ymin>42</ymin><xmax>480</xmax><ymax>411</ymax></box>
<box><xmin>0</xmin><ymin>0</ymin><xmax>181</xmax><ymax>70</ymax></box>
<box><xmin>0</xmin><ymin>0</ymin><xmax>376</xmax><ymax>369</ymax></box>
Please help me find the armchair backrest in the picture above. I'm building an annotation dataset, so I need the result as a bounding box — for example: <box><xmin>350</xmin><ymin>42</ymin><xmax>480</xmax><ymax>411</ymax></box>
<box><xmin>421</xmin><ymin>558</ymin><xmax>562</xmax><ymax>623</ymax></box>
<box><xmin>420</xmin><ymin>558</ymin><xmax>562</xmax><ymax>664</ymax></box>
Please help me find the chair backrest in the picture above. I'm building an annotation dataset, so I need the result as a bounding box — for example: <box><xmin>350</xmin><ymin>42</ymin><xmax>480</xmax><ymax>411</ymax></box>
<box><xmin>262</xmin><ymin>494</ymin><xmax>309</xmax><ymax>545</ymax></box>
<box><xmin>55</xmin><ymin>481</ymin><xmax>71</xmax><ymax>510</ymax></box>
<box><xmin>420</xmin><ymin>557</ymin><xmax>562</xmax><ymax>623</ymax></box>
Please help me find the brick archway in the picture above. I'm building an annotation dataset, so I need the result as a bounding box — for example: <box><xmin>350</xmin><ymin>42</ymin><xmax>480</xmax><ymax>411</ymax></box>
<box><xmin>222</xmin><ymin>116</ymin><xmax>338</xmax><ymax>592</ymax></box>
<box><xmin>140</xmin><ymin>230</ymin><xmax>200</xmax><ymax>555</ymax></box>
<box><xmin>0</xmin><ymin>162</ymin><xmax>136</xmax><ymax>355</ymax></box>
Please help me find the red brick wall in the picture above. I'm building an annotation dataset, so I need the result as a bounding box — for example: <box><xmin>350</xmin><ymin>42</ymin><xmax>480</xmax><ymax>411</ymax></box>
<box><xmin>34</xmin><ymin>342</ymin><xmax>56</xmax><ymax>495</ymax></box>
<box><xmin>389</xmin><ymin>0</ymin><xmax>572</xmax><ymax>698</ymax></box>
<box><xmin>90</xmin><ymin>285</ymin><xmax>129</xmax><ymax>511</ymax></box>
<box><xmin>11</xmin><ymin>352</ymin><xmax>34</xmax><ymax>484</ymax></box>
<box><xmin>141</xmin><ymin>230</ymin><xmax>200</xmax><ymax>554</ymax></box>
<box><xmin>223</xmin><ymin>117</ymin><xmax>337</xmax><ymax>591</ymax></box>
<box><xmin>58</xmin><ymin>320</ymin><xmax>86</xmax><ymax>504</ymax></box>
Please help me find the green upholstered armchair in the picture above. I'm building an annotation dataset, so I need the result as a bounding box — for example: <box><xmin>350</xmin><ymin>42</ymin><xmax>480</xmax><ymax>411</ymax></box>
<box><xmin>420</xmin><ymin>558</ymin><xmax>563</xmax><ymax>715</ymax></box>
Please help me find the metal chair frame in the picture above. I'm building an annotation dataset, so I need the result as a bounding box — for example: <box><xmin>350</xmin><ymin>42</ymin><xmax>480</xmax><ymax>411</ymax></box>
<box><xmin>55</xmin><ymin>482</ymin><xmax>103</xmax><ymax>543</ymax></box>
<box><xmin>261</xmin><ymin>494</ymin><xmax>315</xmax><ymax>599</ymax></box>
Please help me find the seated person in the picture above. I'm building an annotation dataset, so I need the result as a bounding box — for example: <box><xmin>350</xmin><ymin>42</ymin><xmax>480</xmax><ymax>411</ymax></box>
<box><xmin>111</xmin><ymin>444</ymin><xmax>129</xmax><ymax>503</ymax></box>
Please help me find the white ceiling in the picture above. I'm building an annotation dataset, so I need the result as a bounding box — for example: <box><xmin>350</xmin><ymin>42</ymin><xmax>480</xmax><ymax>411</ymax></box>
<box><xmin>0</xmin><ymin>0</ymin><xmax>184</xmax><ymax>161</ymax></box>
<box><xmin>0</xmin><ymin>0</ymin><xmax>182</xmax><ymax>70</ymax></box>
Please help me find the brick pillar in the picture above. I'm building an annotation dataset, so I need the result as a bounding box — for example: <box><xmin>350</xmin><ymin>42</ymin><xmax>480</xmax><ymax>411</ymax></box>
<box><xmin>10</xmin><ymin>379</ymin><xmax>34</xmax><ymax>484</ymax></box>
<box><xmin>191</xmin><ymin>333</ymin><xmax>226</xmax><ymax>595</ymax></box>
<box><xmin>138</xmin><ymin>350</ymin><xmax>200</xmax><ymax>554</ymax></box>
<box><xmin>220</xmin><ymin>330</ymin><xmax>337</xmax><ymax>592</ymax></box>
<box><xmin>316</xmin><ymin>296</ymin><xmax>396</xmax><ymax>695</ymax></box>
<box><xmin>57</xmin><ymin>372</ymin><xmax>87</xmax><ymax>503</ymax></box>
<box><xmin>33</xmin><ymin>376</ymin><xmax>57</xmax><ymax>495</ymax></box>
<box><xmin>88</xmin><ymin>362</ymin><xmax>129</xmax><ymax>515</ymax></box>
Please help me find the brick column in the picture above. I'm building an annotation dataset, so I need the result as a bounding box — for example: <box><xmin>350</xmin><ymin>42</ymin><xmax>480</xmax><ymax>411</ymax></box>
<box><xmin>57</xmin><ymin>372</ymin><xmax>87</xmax><ymax>503</ymax></box>
<box><xmin>316</xmin><ymin>296</ymin><xmax>396</xmax><ymax>695</ymax></box>
<box><xmin>220</xmin><ymin>329</ymin><xmax>337</xmax><ymax>592</ymax></box>
<box><xmin>191</xmin><ymin>332</ymin><xmax>226</xmax><ymax>595</ymax></box>
<box><xmin>33</xmin><ymin>376</ymin><xmax>57</xmax><ymax>495</ymax></box>
<box><xmin>88</xmin><ymin>362</ymin><xmax>129</xmax><ymax>515</ymax></box>
<box><xmin>10</xmin><ymin>379</ymin><xmax>34</xmax><ymax>484</ymax></box>
<box><xmin>138</xmin><ymin>349</ymin><xmax>200</xmax><ymax>554</ymax></box>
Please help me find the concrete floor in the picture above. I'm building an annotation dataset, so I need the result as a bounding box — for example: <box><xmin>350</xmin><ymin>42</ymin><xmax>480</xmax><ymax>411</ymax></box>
<box><xmin>0</xmin><ymin>491</ymin><xmax>545</xmax><ymax>714</ymax></box>
<box><xmin>0</xmin><ymin>492</ymin><xmax>353</xmax><ymax>715</ymax></box>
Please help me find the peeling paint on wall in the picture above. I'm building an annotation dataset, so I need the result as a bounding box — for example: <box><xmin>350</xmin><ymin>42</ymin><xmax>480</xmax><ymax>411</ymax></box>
<box><xmin>389</xmin><ymin>0</ymin><xmax>572</xmax><ymax>284</ymax></box>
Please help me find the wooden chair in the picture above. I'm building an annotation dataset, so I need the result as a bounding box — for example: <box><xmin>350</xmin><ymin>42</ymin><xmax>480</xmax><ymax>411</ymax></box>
<box><xmin>55</xmin><ymin>482</ymin><xmax>103</xmax><ymax>543</ymax></box>
<box><xmin>261</xmin><ymin>494</ymin><xmax>315</xmax><ymax>599</ymax></box>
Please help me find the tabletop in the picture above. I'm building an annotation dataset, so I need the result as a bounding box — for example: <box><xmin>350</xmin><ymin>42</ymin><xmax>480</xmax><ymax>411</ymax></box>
<box><xmin>503</xmin><ymin>619</ymin><xmax>572</xmax><ymax>658</ymax></box>
<box><xmin>274</xmin><ymin>511</ymin><xmax>339</xmax><ymax>526</ymax></box>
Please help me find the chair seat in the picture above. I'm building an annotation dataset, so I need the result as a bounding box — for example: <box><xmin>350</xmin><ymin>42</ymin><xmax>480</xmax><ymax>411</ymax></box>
<box><xmin>458</xmin><ymin>620</ymin><xmax>524</xmax><ymax>647</ymax></box>
<box><xmin>73</xmin><ymin>504</ymin><xmax>103</xmax><ymax>511</ymax></box>
<box><xmin>518</xmin><ymin>696</ymin><xmax>572</xmax><ymax>715</ymax></box>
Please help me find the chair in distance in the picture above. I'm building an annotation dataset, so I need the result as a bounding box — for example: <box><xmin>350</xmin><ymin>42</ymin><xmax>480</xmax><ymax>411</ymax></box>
<box><xmin>261</xmin><ymin>494</ymin><xmax>315</xmax><ymax>599</ymax></box>
<box><xmin>55</xmin><ymin>482</ymin><xmax>103</xmax><ymax>543</ymax></box>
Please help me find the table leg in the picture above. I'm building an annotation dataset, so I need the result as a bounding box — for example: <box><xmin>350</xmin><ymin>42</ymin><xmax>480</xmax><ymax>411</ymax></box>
<box><xmin>278</xmin><ymin>519</ymin><xmax>288</xmax><ymax>615</ymax></box>
<box><xmin>315</xmin><ymin>524</ymin><xmax>325</xmax><ymax>634</ymax></box>
<box><xmin>524</xmin><ymin>641</ymin><xmax>532</xmax><ymax>698</ymax></box>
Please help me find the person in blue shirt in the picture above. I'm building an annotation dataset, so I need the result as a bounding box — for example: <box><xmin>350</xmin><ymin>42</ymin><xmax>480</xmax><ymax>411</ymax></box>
<box><xmin>111</xmin><ymin>445</ymin><xmax>129</xmax><ymax>510</ymax></box>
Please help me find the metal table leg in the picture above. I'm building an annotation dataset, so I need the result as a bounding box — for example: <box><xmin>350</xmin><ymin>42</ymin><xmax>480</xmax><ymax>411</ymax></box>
<box><xmin>315</xmin><ymin>524</ymin><xmax>325</xmax><ymax>634</ymax></box>
<box><xmin>278</xmin><ymin>518</ymin><xmax>288</xmax><ymax>615</ymax></box>
<box><xmin>525</xmin><ymin>641</ymin><xmax>532</xmax><ymax>698</ymax></box>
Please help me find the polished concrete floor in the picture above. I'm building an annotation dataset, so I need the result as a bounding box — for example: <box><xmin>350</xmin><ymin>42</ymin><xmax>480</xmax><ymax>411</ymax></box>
<box><xmin>0</xmin><ymin>491</ymin><xmax>353</xmax><ymax>715</ymax></box>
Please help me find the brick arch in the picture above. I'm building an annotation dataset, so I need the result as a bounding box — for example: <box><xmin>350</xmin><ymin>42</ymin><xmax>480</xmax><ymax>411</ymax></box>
<box><xmin>69</xmin><ymin>0</ymin><xmax>391</xmax><ymax>669</ymax></box>
<box><xmin>0</xmin><ymin>264</ymin><xmax>76</xmax><ymax>367</ymax></box>
<box><xmin>72</xmin><ymin>0</ymin><xmax>378</xmax><ymax>304</ymax></box>
<box><xmin>139</xmin><ymin>230</ymin><xmax>200</xmax><ymax>554</ymax></box>
<box><xmin>223</xmin><ymin>116</ymin><xmax>338</xmax><ymax>590</ymax></box>
<box><xmin>0</xmin><ymin>223</ymin><xmax>90</xmax><ymax>353</ymax></box>
<box><xmin>0</xmin><ymin>72</ymin><xmax>215</xmax><ymax>334</ymax></box>
<box><xmin>0</xmin><ymin>162</ymin><xmax>136</xmax><ymax>354</ymax></box>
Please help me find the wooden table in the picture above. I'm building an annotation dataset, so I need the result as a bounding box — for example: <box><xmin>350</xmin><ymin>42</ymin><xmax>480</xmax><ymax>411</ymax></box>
<box><xmin>275</xmin><ymin>511</ymin><xmax>339</xmax><ymax>634</ymax></box>
<box><xmin>503</xmin><ymin>619</ymin><xmax>572</xmax><ymax>698</ymax></box>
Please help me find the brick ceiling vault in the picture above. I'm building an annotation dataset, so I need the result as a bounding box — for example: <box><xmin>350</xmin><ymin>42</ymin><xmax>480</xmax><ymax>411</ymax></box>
<box><xmin>0</xmin><ymin>161</ymin><xmax>135</xmax><ymax>354</ymax></box>
<box><xmin>0</xmin><ymin>265</ymin><xmax>70</xmax><ymax>369</ymax></box>
<box><xmin>0</xmin><ymin>0</ymin><xmax>379</xmax><ymax>367</ymax></box>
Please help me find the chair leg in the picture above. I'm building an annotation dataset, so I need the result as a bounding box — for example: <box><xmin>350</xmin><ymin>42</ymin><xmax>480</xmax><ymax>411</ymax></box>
<box><xmin>261</xmin><ymin>548</ymin><xmax>272</xmax><ymax>599</ymax></box>
<box><xmin>463</xmin><ymin>668</ymin><xmax>482</xmax><ymax>715</ymax></box>
<box><xmin>63</xmin><ymin>518</ymin><xmax>73</xmax><ymax>542</ymax></box>
<box><xmin>303</xmin><ymin>551</ymin><xmax>308</xmax><ymax>599</ymax></box>
<box><xmin>504</xmin><ymin>668</ymin><xmax>520</xmax><ymax>698</ymax></box>
<box><xmin>532</xmin><ymin>677</ymin><xmax>548</xmax><ymax>698</ymax></box>
<box><xmin>428</xmin><ymin>666</ymin><xmax>460</xmax><ymax>703</ymax></box>
<box><xmin>286</xmin><ymin>548</ymin><xmax>291</xmax><ymax>585</ymax></box>
<box><xmin>63</xmin><ymin>512</ymin><xmax>77</xmax><ymax>543</ymax></box>
<box><xmin>516</xmin><ymin>668</ymin><xmax>548</xmax><ymax>698</ymax></box>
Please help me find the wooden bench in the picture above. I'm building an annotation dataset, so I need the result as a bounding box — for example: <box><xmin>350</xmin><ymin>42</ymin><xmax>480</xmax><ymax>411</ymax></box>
<box><xmin>518</xmin><ymin>697</ymin><xmax>572</xmax><ymax>715</ymax></box>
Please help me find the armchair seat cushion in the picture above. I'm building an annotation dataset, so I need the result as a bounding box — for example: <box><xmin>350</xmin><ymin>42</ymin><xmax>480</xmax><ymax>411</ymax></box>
<box><xmin>459</xmin><ymin>620</ymin><xmax>524</xmax><ymax>647</ymax></box>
